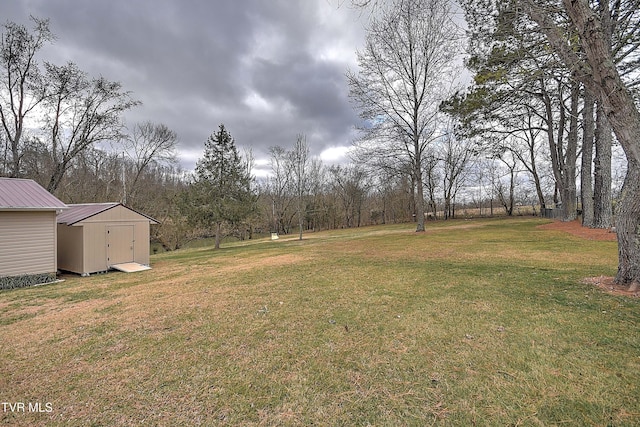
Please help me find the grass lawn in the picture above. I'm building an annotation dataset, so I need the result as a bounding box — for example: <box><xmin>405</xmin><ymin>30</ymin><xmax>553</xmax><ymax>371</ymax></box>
<box><xmin>1</xmin><ymin>217</ymin><xmax>638</xmax><ymax>426</ymax></box>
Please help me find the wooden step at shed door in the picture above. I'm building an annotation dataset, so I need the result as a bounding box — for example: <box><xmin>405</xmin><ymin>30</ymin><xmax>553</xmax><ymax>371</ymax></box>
<box><xmin>106</xmin><ymin>225</ymin><xmax>134</xmax><ymax>267</ymax></box>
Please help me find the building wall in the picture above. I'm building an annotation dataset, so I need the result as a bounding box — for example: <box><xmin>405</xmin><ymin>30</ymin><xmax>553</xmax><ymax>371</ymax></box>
<box><xmin>0</xmin><ymin>211</ymin><xmax>57</xmax><ymax>277</ymax></box>
<box><xmin>57</xmin><ymin>224</ymin><xmax>84</xmax><ymax>274</ymax></box>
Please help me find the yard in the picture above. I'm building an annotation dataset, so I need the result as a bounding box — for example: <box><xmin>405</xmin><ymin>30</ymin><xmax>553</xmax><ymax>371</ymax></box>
<box><xmin>1</xmin><ymin>217</ymin><xmax>638</xmax><ymax>426</ymax></box>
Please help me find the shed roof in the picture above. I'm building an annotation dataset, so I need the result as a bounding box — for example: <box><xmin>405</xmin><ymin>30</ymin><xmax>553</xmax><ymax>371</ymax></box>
<box><xmin>57</xmin><ymin>202</ymin><xmax>159</xmax><ymax>225</ymax></box>
<box><xmin>0</xmin><ymin>177</ymin><xmax>67</xmax><ymax>211</ymax></box>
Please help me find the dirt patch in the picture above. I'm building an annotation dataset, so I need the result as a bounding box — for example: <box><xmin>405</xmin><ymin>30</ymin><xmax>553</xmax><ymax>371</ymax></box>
<box><xmin>583</xmin><ymin>276</ymin><xmax>639</xmax><ymax>298</ymax></box>
<box><xmin>537</xmin><ymin>220</ymin><xmax>617</xmax><ymax>241</ymax></box>
<box><xmin>538</xmin><ymin>221</ymin><xmax>637</xmax><ymax>297</ymax></box>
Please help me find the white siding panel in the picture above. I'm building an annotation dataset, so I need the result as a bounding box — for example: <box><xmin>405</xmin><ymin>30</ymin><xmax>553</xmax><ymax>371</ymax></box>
<box><xmin>0</xmin><ymin>211</ymin><xmax>56</xmax><ymax>277</ymax></box>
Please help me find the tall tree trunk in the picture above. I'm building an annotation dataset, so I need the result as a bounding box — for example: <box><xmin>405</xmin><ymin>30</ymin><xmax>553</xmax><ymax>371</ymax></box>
<box><xmin>581</xmin><ymin>91</ymin><xmax>595</xmax><ymax>227</ymax></box>
<box><xmin>9</xmin><ymin>122</ymin><xmax>26</xmax><ymax>177</ymax></box>
<box><xmin>444</xmin><ymin>195</ymin><xmax>451</xmax><ymax>220</ymax></box>
<box><xmin>542</xmin><ymin>83</ymin><xmax>563</xmax><ymax>209</ymax></box>
<box><xmin>527</xmin><ymin>142</ymin><xmax>546</xmax><ymax>213</ymax></box>
<box><xmin>592</xmin><ymin>0</ymin><xmax>614</xmax><ymax>229</ymax></box>
<box><xmin>508</xmin><ymin>166</ymin><xmax>515</xmax><ymax>216</ymax></box>
<box><xmin>47</xmin><ymin>158</ymin><xmax>70</xmax><ymax>193</ymax></box>
<box><xmin>414</xmin><ymin>150</ymin><xmax>425</xmax><ymax>231</ymax></box>
<box><xmin>298</xmin><ymin>196</ymin><xmax>304</xmax><ymax>240</ymax></box>
<box><xmin>594</xmin><ymin>102</ymin><xmax>613</xmax><ymax>228</ymax></box>
<box><xmin>561</xmin><ymin>80</ymin><xmax>579</xmax><ymax>222</ymax></box>
<box><xmin>541</xmin><ymin>79</ymin><xmax>576</xmax><ymax>221</ymax></box>
<box><xmin>615</xmin><ymin>158</ymin><xmax>640</xmax><ymax>290</ymax></box>
<box><xmin>214</xmin><ymin>222</ymin><xmax>222</xmax><ymax>249</ymax></box>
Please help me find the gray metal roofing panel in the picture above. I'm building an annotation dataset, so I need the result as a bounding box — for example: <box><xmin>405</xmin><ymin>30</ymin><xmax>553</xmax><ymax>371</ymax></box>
<box><xmin>0</xmin><ymin>178</ymin><xmax>67</xmax><ymax>210</ymax></box>
<box><xmin>56</xmin><ymin>203</ymin><xmax>119</xmax><ymax>225</ymax></box>
<box><xmin>57</xmin><ymin>203</ymin><xmax>159</xmax><ymax>225</ymax></box>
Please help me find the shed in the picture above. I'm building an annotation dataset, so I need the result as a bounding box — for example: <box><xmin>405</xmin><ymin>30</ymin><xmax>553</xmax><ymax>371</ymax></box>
<box><xmin>0</xmin><ymin>178</ymin><xmax>67</xmax><ymax>289</ymax></box>
<box><xmin>57</xmin><ymin>203</ymin><xmax>159</xmax><ymax>276</ymax></box>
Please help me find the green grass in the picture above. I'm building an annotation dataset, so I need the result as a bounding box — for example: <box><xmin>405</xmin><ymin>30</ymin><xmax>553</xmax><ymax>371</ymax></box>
<box><xmin>1</xmin><ymin>217</ymin><xmax>638</xmax><ymax>426</ymax></box>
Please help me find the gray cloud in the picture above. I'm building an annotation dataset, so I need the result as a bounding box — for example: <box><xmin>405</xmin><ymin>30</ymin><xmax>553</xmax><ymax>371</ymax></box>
<box><xmin>3</xmin><ymin>0</ymin><xmax>366</xmax><ymax>170</ymax></box>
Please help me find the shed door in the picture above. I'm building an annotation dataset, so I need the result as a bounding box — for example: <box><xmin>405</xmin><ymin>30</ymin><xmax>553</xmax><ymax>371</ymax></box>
<box><xmin>106</xmin><ymin>225</ymin><xmax>134</xmax><ymax>266</ymax></box>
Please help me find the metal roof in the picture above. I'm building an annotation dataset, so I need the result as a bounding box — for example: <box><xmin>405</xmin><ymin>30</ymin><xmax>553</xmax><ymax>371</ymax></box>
<box><xmin>56</xmin><ymin>203</ymin><xmax>119</xmax><ymax>225</ymax></box>
<box><xmin>0</xmin><ymin>178</ymin><xmax>67</xmax><ymax>210</ymax></box>
<box><xmin>57</xmin><ymin>202</ymin><xmax>159</xmax><ymax>225</ymax></box>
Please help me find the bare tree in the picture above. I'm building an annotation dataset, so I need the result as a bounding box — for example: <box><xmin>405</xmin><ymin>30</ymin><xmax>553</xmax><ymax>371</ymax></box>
<box><xmin>329</xmin><ymin>164</ymin><xmax>370</xmax><ymax>228</ymax></box>
<box><xmin>422</xmin><ymin>148</ymin><xmax>440</xmax><ymax>218</ymax></box>
<box><xmin>508</xmin><ymin>112</ymin><xmax>548</xmax><ymax>214</ymax></box>
<box><xmin>495</xmin><ymin>151</ymin><xmax>519</xmax><ymax>216</ymax></box>
<box><xmin>267</xmin><ymin>145</ymin><xmax>294</xmax><ymax>235</ymax></box>
<box><xmin>288</xmin><ymin>134</ymin><xmax>310</xmax><ymax>240</ymax></box>
<box><xmin>0</xmin><ymin>17</ymin><xmax>52</xmax><ymax>177</ymax></box>
<box><xmin>347</xmin><ymin>0</ymin><xmax>462</xmax><ymax>232</ymax></box>
<box><xmin>124</xmin><ymin>121</ymin><xmax>178</xmax><ymax>202</ymax></box>
<box><xmin>440</xmin><ymin>130</ymin><xmax>473</xmax><ymax>219</ymax></box>
<box><xmin>43</xmin><ymin>62</ymin><xmax>139</xmax><ymax>193</ymax></box>
<box><xmin>475</xmin><ymin>157</ymin><xmax>500</xmax><ymax>217</ymax></box>
<box><xmin>305</xmin><ymin>157</ymin><xmax>328</xmax><ymax>231</ymax></box>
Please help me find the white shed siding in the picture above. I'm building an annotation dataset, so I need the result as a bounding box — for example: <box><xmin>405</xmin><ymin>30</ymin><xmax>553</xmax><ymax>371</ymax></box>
<box><xmin>0</xmin><ymin>211</ymin><xmax>57</xmax><ymax>277</ymax></box>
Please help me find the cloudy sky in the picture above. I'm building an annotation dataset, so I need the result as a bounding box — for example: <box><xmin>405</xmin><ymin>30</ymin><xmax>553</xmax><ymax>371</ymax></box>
<box><xmin>4</xmin><ymin>0</ymin><xmax>369</xmax><ymax>175</ymax></box>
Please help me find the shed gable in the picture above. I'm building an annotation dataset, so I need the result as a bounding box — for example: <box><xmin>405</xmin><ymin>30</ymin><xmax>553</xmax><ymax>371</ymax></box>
<box><xmin>77</xmin><ymin>204</ymin><xmax>155</xmax><ymax>224</ymax></box>
<box><xmin>58</xmin><ymin>203</ymin><xmax>158</xmax><ymax>226</ymax></box>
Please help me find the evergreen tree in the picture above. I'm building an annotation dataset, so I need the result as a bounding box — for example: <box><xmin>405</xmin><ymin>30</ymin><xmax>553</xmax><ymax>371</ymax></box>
<box><xmin>185</xmin><ymin>124</ymin><xmax>255</xmax><ymax>249</ymax></box>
